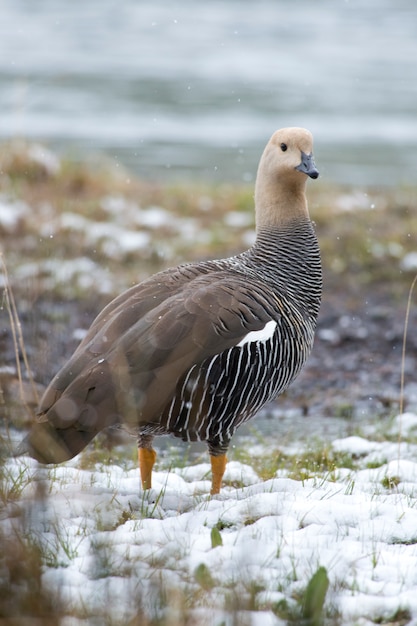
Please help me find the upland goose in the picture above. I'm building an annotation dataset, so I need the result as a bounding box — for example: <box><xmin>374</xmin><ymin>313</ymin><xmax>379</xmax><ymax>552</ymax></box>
<box><xmin>19</xmin><ymin>127</ymin><xmax>322</xmax><ymax>495</ymax></box>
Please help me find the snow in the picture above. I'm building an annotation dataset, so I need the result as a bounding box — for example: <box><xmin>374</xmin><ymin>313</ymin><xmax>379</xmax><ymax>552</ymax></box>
<box><xmin>53</xmin><ymin>211</ymin><xmax>151</xmax><ymax>257</ymax></box>
<box><xmin>3</xmin><ymin>415</ymin><xmax>417</xmax><ymax>624</ymax></box>
<box><xmin>15</xmin><ymin>257</ymin><xmax>115</xmax><ymax>294</ymax></box>
<box><xmin>100</xmin><ymin>194</ymin><xmax>186</xmax><ymax>232</ymax></box>
<box><xmin>26</xmin><ymin>143</ymin><xmax>61</xmax><ymax>175</ymax></box>
<box><xmin>334</xmin><ymin>191</ymin><xmax>378</xmax><ymax>213</ymax></box>
<box><xmin>0</xmin><ymin>195</ymin><xmax>31</xmax><ymax>233</ymax></box>
<box><xmin>401</xmin><ymin>252</ymin><xmax>417</xmax><ymax>271</ymax></box>
<box><xmin>224</xmin><ymin>211</ymin><xmax>253</xmax><ymax>229</ymax></box>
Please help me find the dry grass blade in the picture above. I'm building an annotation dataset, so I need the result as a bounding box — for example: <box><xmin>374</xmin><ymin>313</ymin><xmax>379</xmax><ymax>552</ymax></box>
<box><xmin>398</xmin><ymin>272</ymin><xmax>417</xmax><ymax>456</ymax></box>
<box><xmin>1</xmin><ymin>252</ymin><xmax>39</xmax><ymax>419</ymax></box>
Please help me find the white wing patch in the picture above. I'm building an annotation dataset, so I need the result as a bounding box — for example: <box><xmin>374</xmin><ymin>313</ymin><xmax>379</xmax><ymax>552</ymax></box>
<box><xmin>237</xmin><ymin>320</ymin><xmax>277</xmax><ymax>347</ymax></box>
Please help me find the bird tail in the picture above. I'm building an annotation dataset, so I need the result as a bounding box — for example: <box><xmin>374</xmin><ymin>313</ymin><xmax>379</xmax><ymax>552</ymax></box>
<box><xmin>15</xmin><ymin>421</ymin><xmax>97</xmax><ymax>464</ymax></box>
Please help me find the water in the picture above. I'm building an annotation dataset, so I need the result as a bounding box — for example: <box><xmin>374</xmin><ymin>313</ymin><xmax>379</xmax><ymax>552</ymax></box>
<box><xmin>1</xmin><ymin>0</ymin><xmax>417</xmax><ymax>186</ymax></box>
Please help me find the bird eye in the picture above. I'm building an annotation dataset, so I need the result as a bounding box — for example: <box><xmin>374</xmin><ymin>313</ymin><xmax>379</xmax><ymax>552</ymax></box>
<box><xmin>280</xmin><ymin>143</ymin><xmax>288</xmax><ymax>152</ymax></box>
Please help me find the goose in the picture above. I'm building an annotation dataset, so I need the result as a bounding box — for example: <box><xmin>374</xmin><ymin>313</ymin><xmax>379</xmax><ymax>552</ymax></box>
<box><xmin>19</xmin><ymin>127</ymin><xmax>322</xmax><ymax>495</ymax></box>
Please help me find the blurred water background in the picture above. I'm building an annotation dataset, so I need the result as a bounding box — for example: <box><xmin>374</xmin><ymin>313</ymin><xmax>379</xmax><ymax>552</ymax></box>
<box><xmin>1</xmin><ymin>0</ymin><xmax>416</xmax><ymax>186</ymax></box>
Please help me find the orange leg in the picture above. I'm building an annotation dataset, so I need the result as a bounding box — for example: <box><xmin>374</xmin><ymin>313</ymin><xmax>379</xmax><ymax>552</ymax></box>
<box><xmin>210</xmin><ymin>454</ymin><xmax>227</xmax><ymax>495</ymax></box>
<box><xmin>138</xmin><ymin>448</ymin><xmax>157</xmax><ymax>490</ymax></box>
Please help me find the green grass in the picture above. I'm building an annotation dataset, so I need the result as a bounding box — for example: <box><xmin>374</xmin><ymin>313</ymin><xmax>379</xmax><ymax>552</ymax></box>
<box><xmin>231</xmin><ymin>439</ymin><xmax>358</xmax><ymax>484</ymax></box>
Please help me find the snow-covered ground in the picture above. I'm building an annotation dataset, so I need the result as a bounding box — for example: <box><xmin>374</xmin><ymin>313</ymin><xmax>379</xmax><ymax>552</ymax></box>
<box><xmin>3</xmin><ymin>412</ymin><xmax>417</xmax><ymax>625</ymax></box>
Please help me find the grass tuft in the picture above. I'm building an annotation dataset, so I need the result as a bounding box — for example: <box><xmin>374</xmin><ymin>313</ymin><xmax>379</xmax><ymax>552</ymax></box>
<box><xmin>210</xmin><ymin>526</ymin><xmax>223</xmax><ymax>548</ymax></box>
<box><xmin>302</xmin><ymin>566</ymin><xmax>330</xmax><ymax>626</ymax></box>
<box><xmin>381</xmin><ymin>475</ymin><xmax>401</xmax><ymax>490</ymax></box>
<box><xmin>194</xmin><ymin>563</ymin><xmax>216</xmax><ymax>591</ymax></box>
<box><xmin>232</xmin><ymin>441</ymin><xmax>357</xmax><ymax>483</ymax></box>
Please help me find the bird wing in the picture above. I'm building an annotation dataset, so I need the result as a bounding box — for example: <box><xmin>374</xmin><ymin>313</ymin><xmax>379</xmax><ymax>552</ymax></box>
<box><xmin>37</xmin><ymin>264</ymin><xmax>204</xmax><ymax>411</ymax></box>
<box><xmin>38</xmin><ymin>269</ymin><xmax>279</xmax><ymax>430</ymax></box>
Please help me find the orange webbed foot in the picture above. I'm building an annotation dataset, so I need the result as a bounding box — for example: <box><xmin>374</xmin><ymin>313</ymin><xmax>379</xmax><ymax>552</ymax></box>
<box><xmin>139</xmin><ymin>447</ymin><xmax>157</xmax><ymax>490</ymax></box>
<box><xmin>210</xmin><ymin>454</ymin><xmax>227</xmax><ymax>495</ymax></box>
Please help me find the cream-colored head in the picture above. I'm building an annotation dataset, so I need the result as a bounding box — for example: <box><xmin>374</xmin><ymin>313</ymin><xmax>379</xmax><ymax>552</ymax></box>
<box><xmin>254</xmin><ymin>127</ymin><xmax>318</xmax><ymax>231</ymax></box>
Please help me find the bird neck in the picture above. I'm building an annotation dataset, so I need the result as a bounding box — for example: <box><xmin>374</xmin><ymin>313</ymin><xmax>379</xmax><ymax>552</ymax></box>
<box><xmin>254</xmin><ymin>178</ymin><xmax>309</xmax><ymax>232</ymax></box>
<box><xmin>248</xmin><ymin>218</ymin><xmax>322</xmax><ymax>320</ymax></box>
<box><xmin>252</xmin><ymin>217</ymin><xmax>318</xmax><ymax>267</ymax></box>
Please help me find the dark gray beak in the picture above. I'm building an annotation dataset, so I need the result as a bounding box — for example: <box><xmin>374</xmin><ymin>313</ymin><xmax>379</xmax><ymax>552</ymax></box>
<box><xmin>295</xmin><ymin>151</ymin><xmax>319</xmax><ymax>179</ymax></box>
